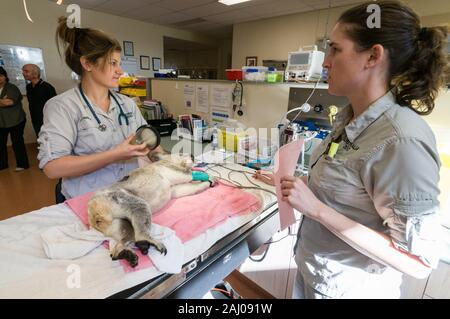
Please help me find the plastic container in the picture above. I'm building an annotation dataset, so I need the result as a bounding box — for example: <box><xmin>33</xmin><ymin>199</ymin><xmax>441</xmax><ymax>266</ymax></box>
<box><xmin>226</xmin><ymin>69</ymin><xmax>243</xmax><ymax>81</ymax></box>
<box><xmin>266</xmin><ymin>71</ymin><xmax>284</xmax><ymax>83</ymax></box>
<box><xmin>218</xmin><ymin>129</ymin><xmax>249</xmax><ymax>153</ymax></box>
<box><xmin>242</xmin><ymin>66</ymin><xmax>268</xmax><ymax>82</ymax></box>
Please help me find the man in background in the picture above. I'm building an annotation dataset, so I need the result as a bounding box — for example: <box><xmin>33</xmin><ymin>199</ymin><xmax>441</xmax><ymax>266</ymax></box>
<box><xmin>22</xmin><ymin>64</ymin><xmax>57</xmax><ymax>138</ymax></box>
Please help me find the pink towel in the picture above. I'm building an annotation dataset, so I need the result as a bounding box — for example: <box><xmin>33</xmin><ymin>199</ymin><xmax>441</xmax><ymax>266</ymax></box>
<box><xmin>65</xmin><ymin>182</ymin><xmax>261</xmax><ymax>272</ymax></box>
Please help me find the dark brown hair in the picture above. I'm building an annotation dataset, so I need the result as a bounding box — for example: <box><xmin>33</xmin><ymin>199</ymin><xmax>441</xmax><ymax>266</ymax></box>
<box><xmin>338</xmin><ymin>1</ymin><xmax>449</xmax><ymax>115</ymax></box>
<box><xmin>55</xmin><ymin>16</ymin><xmax>122</xmax><ymax>76</ymax></box>
<box><xmin>0</xmin><ymin>67</ymin><xmax>9</xmax><ymax>83</ymax></box>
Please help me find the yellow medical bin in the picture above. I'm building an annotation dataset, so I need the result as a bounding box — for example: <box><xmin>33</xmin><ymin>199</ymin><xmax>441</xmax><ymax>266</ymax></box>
<box><xmin>218</xmin><ymin>129</ymin><xmax>248</xmax><ymax>152</ymax></box>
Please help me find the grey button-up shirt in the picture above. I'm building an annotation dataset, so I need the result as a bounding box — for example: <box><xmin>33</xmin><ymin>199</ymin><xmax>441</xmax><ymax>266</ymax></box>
<box><xmin>295</xmin><ymin>91</ymin><xmax>442</xmax><ymax>297</ymax></box>
<box><xmin>37</xmin><ymin>87</ymin><xmax>146</xmax><ymax>199</ymax></box>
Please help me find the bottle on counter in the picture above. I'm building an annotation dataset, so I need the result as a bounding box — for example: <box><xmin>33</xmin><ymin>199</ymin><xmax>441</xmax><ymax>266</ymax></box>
<box><xmin>211</xmin><ymin>123</ymin><xmax>219</xmax><ymax>150</ymax></box>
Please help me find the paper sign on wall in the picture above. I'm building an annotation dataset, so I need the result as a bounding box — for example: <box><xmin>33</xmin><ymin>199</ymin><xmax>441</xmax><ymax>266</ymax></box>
<box><xmin>210</xmin><ymin>108</ymin><xmax>231</xmax><ymax>124</ymax></box>
<box><xmin>184</xmin><ymin>83</ymin><xmax>195</xmax><ymax>108</ymax></box>
<box><xmin>211</xmin><ymin>86</ymin><xmax>232</xmax><ymax>110</ymax></box>
<box><xmin>195</xmin><ymin>84</ymin><xmax>209</xmax><ymax>113</ymax></box>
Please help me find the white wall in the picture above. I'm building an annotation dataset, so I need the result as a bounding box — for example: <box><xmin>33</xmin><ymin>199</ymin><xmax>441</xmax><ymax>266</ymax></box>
<box><xmin>0</xmin><ymin>0</ymin><xmax>221</xmax><ymax>143</ymax></box>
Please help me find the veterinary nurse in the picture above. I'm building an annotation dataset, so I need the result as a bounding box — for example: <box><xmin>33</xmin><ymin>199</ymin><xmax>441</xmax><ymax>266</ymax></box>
<box><xmin>258</xmin><ymin>1</ymin><xmax>448</xmax><ymax>298</ymax></box>
<box><xmin>38</xmin><ymin>17</ymin><xmax>157</xmax><ymax>200</ymax></box>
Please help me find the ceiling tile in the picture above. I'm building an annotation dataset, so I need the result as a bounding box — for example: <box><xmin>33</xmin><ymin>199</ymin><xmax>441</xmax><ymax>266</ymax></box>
<box><xmin>93</xmin><ymin>0</ymin><xmax>150</xmax><ymax>15</ymax></box>
<box><xmin>182</xmin><ymin>2</ymin><xmax>236</xmax><ymax>17</ymax></box>
<box><xmin>120</xmin><ymin>4</ymin><xmax>173</xmax><ymax>20</ymax></box>
<box><xmin>156</xmin><ymin>0</ymin><xmax>215</xmax><ymax>11</ymax></box>
<box><xmin>205</xmin><ymin>9</ymin><xmax>256</xmax><ymax>23</ymax></box>
<box><xmin>241</xmin><ymin>0</ymin><xmax>312</xmax><ymax>17</ymax></box>
<box><xmin>64</xmin><ymin>0</ymin><xmax>109</xmax><ymax>9</ymax></box>
<box><xmin>221</xmin><ymin>0</ymin><xmax>275</xmax><ymax>10</ymax></box>
<box><xmin>149</xmin><ymin>12</ymin><xmax>196</xmax><ymax>25</ymax></box>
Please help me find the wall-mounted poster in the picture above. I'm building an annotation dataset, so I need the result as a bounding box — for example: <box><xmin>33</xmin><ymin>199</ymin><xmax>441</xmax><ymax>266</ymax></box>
<box><xmin>152</xmin><ymin>57</ymin><xmax>161</xmax><ymax>71</ymax></box>
<box><xmin>123</xmin><ymin>41</ymin><xmax>134</xmax><ymax>56</ymax></box>
<box><xmin>140</xmin><ymin>55</ymin><xmax>150</xmax><ymax>70</ymax></box>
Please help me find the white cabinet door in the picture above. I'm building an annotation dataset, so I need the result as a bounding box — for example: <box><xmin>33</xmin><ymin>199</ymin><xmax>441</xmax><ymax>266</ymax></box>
<box><xmin>238</xmin><ymin>225</ymin><xmax>298</xmax><ymax>298</ymax></box>
<box><xmin>424</xmin><ymin>261</ymin><xmax>450</xmax><ymax>299</ymax></box>
<box><xmin>400</xmin><ymin>274</ymin><xmax>428</xmax><ymax>299</ymax></box>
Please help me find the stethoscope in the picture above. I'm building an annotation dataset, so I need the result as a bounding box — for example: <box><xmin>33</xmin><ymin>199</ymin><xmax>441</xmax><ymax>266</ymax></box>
<box><xmin>78</xmin><ymin>84</ymin><xmax>129</xmax><ymax>132</ymax></box>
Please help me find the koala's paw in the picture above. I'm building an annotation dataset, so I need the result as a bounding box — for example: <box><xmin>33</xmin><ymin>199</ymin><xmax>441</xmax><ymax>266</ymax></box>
<box><xmin>136</xmin><ymin>240</ymin><xmax>167</xmax><ymax>256</ymax></box>
<box><xmin>209</xmin><ymin>177</ymin><xmax>219</xmax><ymax>187</ymax></box>
<box><xmin>135</xmin><ymin>240</ymin><xmax>150</xmax><ymax>255</ymax></box>
<box><xmin>112</xmin><ymin>249</ymin><xmax>139</xmax><ymax>268</ymax></box>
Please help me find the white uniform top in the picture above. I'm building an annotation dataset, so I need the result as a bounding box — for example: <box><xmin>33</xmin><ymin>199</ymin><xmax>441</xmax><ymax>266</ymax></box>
<box><xmin>37</xmin><ymin>87</ymin><xmax>147</xmax><ymax>199</ymax></box>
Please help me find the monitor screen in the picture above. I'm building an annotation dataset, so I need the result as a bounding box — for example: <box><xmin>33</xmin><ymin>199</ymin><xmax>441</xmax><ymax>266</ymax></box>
<box><xmin>289</xmin><ymin>53</ymin><xmax>309</xmax><ymax>65</ymax></box>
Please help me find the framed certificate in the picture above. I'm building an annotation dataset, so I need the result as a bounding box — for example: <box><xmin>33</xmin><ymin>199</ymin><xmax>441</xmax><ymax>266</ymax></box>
<box><xmin>152</xmin><ymin>57</ymin><xmax>161</xmax><ymax>71</ymax></box>
<box><xmin>123</xmin><ymin>41</ymin><xmax>134</xmax><ymax>56</ymax></box>
<box><xmin>140</xmin><ymin>55</ymin><xmax>150</xmax><ymax>70</ymax></box>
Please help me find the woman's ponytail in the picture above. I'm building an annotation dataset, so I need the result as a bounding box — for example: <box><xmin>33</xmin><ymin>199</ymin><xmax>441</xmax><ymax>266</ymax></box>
<box><xmin>56</xmin><ymin>16</ymin><xmax>83</xmax><ymax>75</ymax></box>
<box><xmin>394</xmin><ymin>26</ymin><xmax>449</xmax><ymax>115</ymax></box>
<box><xmin>55</xmin><ymin>16</ymin><xmax>122</xmax><ymax>76</ymax></box>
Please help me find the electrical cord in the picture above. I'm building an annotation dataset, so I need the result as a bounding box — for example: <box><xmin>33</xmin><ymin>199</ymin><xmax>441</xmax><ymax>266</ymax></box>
<box><xmin>232</xmin><ymin>80</ymin><xmax>244</xmax><ymax>116</ymax></box>
<box><xmin>249</xmin><ymin>222</ymin><xmax>302</xmax><ymax>262</ymax></box>
<box><xmin>249</xmin><ymin>244</ymin><xmax>270</xmax><ymax>262</ymax></box>
<box><xmin>206</xmin><ymin>164</ymin><xmax>277</xmax><ymax>197</ymax></box>
<box><xmin>290</xmin><ymin>76</ymin><xmax>322</xmax><ymax>123</ymax></box>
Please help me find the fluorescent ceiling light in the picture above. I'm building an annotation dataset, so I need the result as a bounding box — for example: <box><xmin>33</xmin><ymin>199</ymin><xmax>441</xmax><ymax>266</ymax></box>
<box><xmin>218</xmin><ymin>0</ymin><xmax>252</xmax><ymax>6</ymax></box>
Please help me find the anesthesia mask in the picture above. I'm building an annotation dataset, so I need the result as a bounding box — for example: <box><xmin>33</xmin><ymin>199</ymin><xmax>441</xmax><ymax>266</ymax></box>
<box><xmin>130</xmin><ymin>125</ymin><xmax>161</xmax><ymax>150</ymax></box>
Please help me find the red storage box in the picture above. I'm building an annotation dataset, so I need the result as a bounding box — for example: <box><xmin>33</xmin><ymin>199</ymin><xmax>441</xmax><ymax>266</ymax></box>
<box><xmin>226</xmin><ymin>69</ymin><xmax>243</xmax><ymax>81</ymax></box>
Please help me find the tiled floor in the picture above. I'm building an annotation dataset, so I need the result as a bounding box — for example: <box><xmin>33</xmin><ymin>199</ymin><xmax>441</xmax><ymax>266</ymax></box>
<box><xmin>0</xmin><ymin>143</ymin><xmax>57</xmax><ymax>221</ymax></box>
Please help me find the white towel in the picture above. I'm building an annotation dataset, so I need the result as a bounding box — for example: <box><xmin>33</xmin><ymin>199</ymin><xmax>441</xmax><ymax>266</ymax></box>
<box><xmin>144</xmin><ymin>224</ymin><xmax>183</xmax><ymax>274</ymax></box>
<box><xmin>41</xmin><ymin>223</ymin><xmax>184</xmax><ymax>274</ymax></box>
<box><xmin>41</xmin><ymin>223</ymin><xmax>104</xmax><ymax>260</ymax></box>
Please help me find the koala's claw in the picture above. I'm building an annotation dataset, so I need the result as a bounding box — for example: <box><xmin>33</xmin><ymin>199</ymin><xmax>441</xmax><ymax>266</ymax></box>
<box><xmin>151</xmin><ymin>242</ymin><xmax>167</xmax><ymax>256</ymax></box>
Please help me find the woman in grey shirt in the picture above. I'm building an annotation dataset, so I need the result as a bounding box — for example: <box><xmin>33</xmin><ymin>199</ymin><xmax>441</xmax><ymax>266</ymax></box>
<box><xmin>0</xmin><ymin>67</ymin><xmax>30</xmax><ymax>171</ymax></box>
<box><xmin>278</xmin><ymin>1</ymin><xmax>448</xmax><ymax>298</ymax></box>
<box><xmin>38</xmin><ymin>17</ymin><xmax>154</xmax><ymax>200</ymax></box>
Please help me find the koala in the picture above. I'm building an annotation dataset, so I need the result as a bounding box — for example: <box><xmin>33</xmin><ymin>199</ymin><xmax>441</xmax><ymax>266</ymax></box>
<box><xmin>88</xmin><ymin>153</ymin><xmax>214</xmax><ymax>267</ymax></box>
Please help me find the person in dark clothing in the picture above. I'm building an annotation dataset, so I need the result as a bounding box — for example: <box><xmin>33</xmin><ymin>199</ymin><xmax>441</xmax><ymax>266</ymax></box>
<box><xmin>22</xmin><ymin>64</ymin><xmax>57</xmax><ymax>138</ymax></box>
<box><xmin>0</xmin><ymin>66</ymin><xmax>30</xmax><ymax>171</ymax></box>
